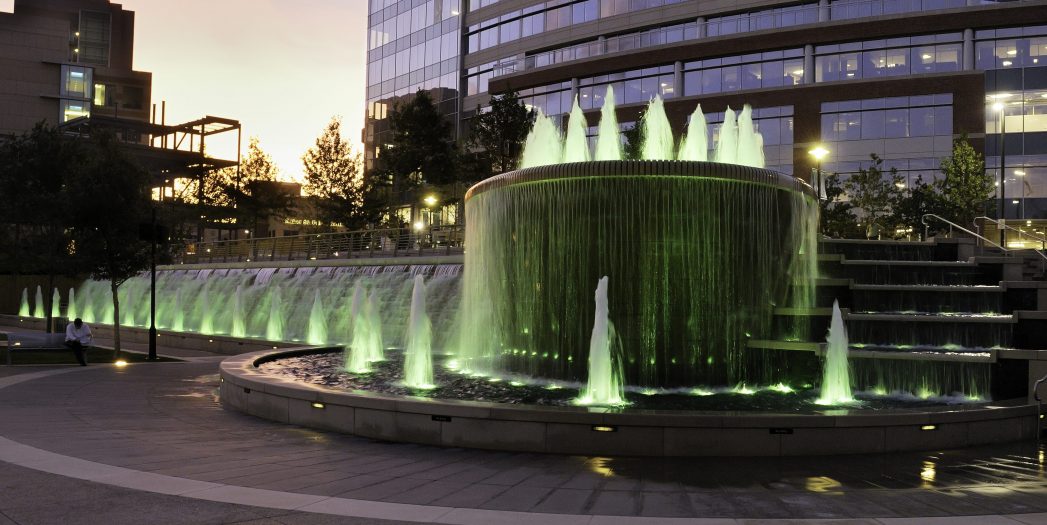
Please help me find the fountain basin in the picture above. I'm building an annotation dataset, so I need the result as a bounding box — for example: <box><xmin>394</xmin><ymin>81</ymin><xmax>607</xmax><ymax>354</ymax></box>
<box><xmin>221</xmin><ymin>348</ymin><xmax>1041</xmax><ymax>457</ymax></box>
<box><xmin>459</xmin><ymin>160</ymin><xmax>819</xmax><ymax>387</ymax></box>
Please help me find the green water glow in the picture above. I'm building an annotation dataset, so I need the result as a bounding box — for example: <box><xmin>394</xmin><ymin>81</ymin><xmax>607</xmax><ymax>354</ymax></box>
<box><xmin>403</xmin><ymin>275</ymin><xmax>435</xmax><ymax>389</ymax></box>
<box><xmin>18</xmin><ymin>288</ymin><xmax>29</xmax><ymax>317</ymax></box>
<box><xmin>817</xmin><ymin>300</ymin><xmax>854</xmax><ymax>405</ymax></box>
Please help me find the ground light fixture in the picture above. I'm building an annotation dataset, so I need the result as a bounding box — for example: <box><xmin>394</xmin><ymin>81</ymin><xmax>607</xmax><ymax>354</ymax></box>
<box><xmin>114</xmin><ymin>360</ymin><xmax>128</xmax><ymax>367</ymax></box>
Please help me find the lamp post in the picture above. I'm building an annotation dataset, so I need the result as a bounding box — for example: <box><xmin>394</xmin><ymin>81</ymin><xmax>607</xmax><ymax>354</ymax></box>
<box><xmin>993</xmin><ymin>101</ymin><xmax>1006</xmax><ymax>247</ymax></box>
<box><xmin>809</xmin><ymin>146</ymin><xmax>830</xmax><ymax>200</ymax></box>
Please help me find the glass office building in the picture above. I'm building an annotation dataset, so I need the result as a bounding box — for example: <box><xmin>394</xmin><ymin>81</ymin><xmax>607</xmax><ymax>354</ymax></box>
<box><xmin>364</xmin><ymin>0</ymin><xmax>1047</xmax><ymax>223</ymax></box>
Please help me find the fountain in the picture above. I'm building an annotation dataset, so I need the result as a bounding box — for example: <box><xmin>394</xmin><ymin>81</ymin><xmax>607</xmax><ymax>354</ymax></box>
<box><xmin>563</xmin><ymin>97</ymin><xmax>590</xmax><ymax>163</ymax></box>
<box><xmin>231</xmin><ymin>285</ymin><xmax>247</xmax><ymax>338</ymax></box>
<box><xmin>576</xmin><ymin>277</ymin><xmax>625</xmax><ymax>406</ymax></box>
<box><xmin>677</xmin><ymin>104</ymin><xmax>708</xmax><ymax>162</ymax></box>
<box><xmin>266</xmin><ymin>286</ymin><xmax>284</xmax><ymax>341</ymax></box>
<box><xmin>365</xmin><ymin>290</ymin><xmax>384</xmax><ymax>362</ymax></box>
<box><xmin>818</xmin><ymin>300</ymin><xmax>854</xmax><ymax>405</ymax></box>
<box><xmin>307</xmin><ymin>290</ymin><xmax>328</xmax><ymax>345</ymax></box>
<box><xmin>520</xmin><ymin>109</ymin><xmax>562</xmax><ymax>169</ymax></box>
<box><xmin>593</xmin><ymin>86</ymin><xmax>621</xmax><ymax>161</ymax></box>
<box><xmin>67</xmin><ymin>288</ymin><xmax>76</xmax><ymax>320</ymax></box>
<box><xmin>51</xmin><ymin>288</ymin><xmax>60</xmax><ymax>320</ymax></box>
<box><xmin>33</xmin><ymin>286</ymin><xmax>44</xmax><ymax>319</ymax></box>
<box><xmin>198</xmin><ymin>284</ymin><xmax>214</xmax><ymax>335</ymax></box>
<box><xmin>641</xmin><ymin>96</ymin><xmax>674</xmax><ymax>160</ymax></box>
<box><xmin>18</xmin><ymin>288</ymin><xmax>29</xmax><ymax>317</ymax></box>
<box><xmin>403</xmin><ymin>276</ymin><xmax>434</xmax><ymax>389</ymax></box>
<box><xmin>171</xmin><ymin>289</ymin><xmax>184</xmax><ymax>332</ymax></box>
<box><xmin>714</xmin><ymin>107</ymin><xmax>738</xmax><ymax>164</ymax></box>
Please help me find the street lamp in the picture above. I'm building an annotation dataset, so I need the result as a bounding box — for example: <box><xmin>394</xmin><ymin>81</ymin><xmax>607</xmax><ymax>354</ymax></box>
<box><xmin>809</xmin><ymin>146</ymin><xmax>830</xmax><ymax>200</ymax></box>
<box><xmin>993</xmin><ymin>101</ymin><xmax>1007</xmax><ymax>246</ymax></box>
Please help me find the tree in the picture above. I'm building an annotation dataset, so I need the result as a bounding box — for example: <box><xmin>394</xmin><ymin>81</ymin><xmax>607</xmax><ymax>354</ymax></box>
<box><xmin>843</xmin><ymin>154</ymin><xmax>904</xmax><ymax>239</ymax></box>
<box><xmin>303</xmin><ymin>118</ymin><xmax>369</xmax><ymax>230</ymax></box>
<box><xmin>892</xmin><ymin>176</ymin><xmax>944</xmax><ymax>240</ymax></box>
<box><xmin>0</xmin><ymin>123</ymin><xmax>84</xmax><ymax>331</ymax></box>
<box><xmin>466</xmin><ymin>90</ymin><xmax>535</xmax><ymax>179</ymax></box>
<box><xmin>67</xmin><ymin>132</ymin><xmax>153</xmax><ymax>357</ymax></box>
<box><xmin>622</xmin><ymin>117</ymin><xmax>645</xmax><ymax>161</ymax></box>
<box><xmin>936</xmin><ymin>135</ymin><xmax>993</xmax><ymax>227</ymax></box>
<box><xmin>819</xmin><ymin>173</ymin><xmax>863</xmax><ymax>238</ymax></box>
<box><xmin>222</xmin><ymin>137</ymin><xmax>293</xmax><ymax>236</ymax></box>
<box><xmin>379</xmin><ymin>90</ymin><xmax>457</xmax><ymax>193</ymax></box>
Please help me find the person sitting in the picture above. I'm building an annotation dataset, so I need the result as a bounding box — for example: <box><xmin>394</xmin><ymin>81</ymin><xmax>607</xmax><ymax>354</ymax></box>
<box><xmin>64</xmin><ymin>318</ymin><xmax>92</xmax><ymax>366</ymax></box>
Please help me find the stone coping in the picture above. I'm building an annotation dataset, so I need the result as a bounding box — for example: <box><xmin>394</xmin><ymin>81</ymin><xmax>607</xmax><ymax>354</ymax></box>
<box><xmin>464</xmin><ymin>161</ymin><xmax>817</xmax><ymax>200</ymax></box>
<box><xmin>220</xmin><ymin>348</ymin><xmax>1042</xmax><ymax>457</ymax></box>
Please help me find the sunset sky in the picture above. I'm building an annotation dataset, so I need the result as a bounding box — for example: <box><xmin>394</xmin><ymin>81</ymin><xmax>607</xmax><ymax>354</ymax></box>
<box><xmin>118</xmin><ymin>0</ymin><xmax>370</xmax><ymax>184</ymax></box>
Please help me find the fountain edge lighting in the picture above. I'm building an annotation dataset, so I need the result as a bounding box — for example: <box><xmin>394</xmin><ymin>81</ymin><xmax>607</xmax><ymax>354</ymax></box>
<box><xmin>464</xmin><ymin>160</ymin><xmax>817</xmax><ymax>201</ymax></box>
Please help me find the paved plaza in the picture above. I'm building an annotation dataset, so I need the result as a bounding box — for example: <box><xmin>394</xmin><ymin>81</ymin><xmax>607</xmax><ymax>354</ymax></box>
<box><xmin>0</xmin><ymin>341</ymin><xmax>1046</xmax><ymax>524</ymax></box>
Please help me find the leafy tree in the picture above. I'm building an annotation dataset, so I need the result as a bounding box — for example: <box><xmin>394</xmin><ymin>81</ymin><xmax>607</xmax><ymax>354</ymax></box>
<box><xmin>0</xmin><ymin>123</ymin><xmax>84</xmax><ymax>330</ymax></box>
<box><xmin>466</xmin><ymin>91</ymin><xmax>535</xmax><ymax>178</ymax></box>
<box><xmin>819</xmin><ymin>173</ymin><xmax>863</xmax><ymax>238</ymax></box>
<box><xmin>622</xmin><ymin>122</ymin><xmax>644</xmax><ymax>161</ymax></box>
<box><xmin>303</xmin><ymin>118</ymin><xmax>369</xmax><ymax>230</ymax></box>
<box><xmin>379</xmin><ymin>90</ymin><xmax>457</xmax><ymax>193</ymax></box>
<box><xmin>892</xmin><ymin>176</ymin><xmax>944</xmax><ymax>239</ymax></box>
<box><xmin>843</xmin><ymin>154</ymin><xmax>904</xmax><ymax>239</ymax></box>
<box><xmin>935</xmin><ymin>135</ymin><xmax>993</xmax><ymax>227</ymax></box>
<box><xmin>67</xmin><ymin>132</ymin><xmax>153</xmax><ymax>357</ymax></box>
<box><xmin>222</xmin><ymin>137</ymin><xmax>293</xmax><ymax>236</ymax></box>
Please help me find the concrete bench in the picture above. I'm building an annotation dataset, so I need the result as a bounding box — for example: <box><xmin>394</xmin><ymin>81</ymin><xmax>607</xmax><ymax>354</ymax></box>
<box><xmin>2</xmin><ymin>331</ymin><xmax>76</xmax><ymax>365</ymax></box>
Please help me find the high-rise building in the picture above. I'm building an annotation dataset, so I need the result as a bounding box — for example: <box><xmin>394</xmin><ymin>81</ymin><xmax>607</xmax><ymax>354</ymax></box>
<box><xmin>0</xmin><ymin>0</ymin><xmax>152</xmax><ymax>136</ymax></box>
<box><xmin>364</xmin><ymin>0</ymin><xmax>1047</xmax><ymax>226</ymax></box>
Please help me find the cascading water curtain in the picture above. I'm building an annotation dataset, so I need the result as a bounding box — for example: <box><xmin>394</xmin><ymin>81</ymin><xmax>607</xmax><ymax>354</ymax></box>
<box><xmin>458</xmin><ymin>168</ymin><xmax>818</xmax><ymax>388</ymax></box>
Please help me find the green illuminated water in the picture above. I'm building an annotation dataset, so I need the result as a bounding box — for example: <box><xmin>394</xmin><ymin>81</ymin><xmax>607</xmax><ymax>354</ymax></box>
<box><xmin>576</xmin><ymin>276</ymin><xmax>625</xmax><ymax>405</ymax></box>
<box><xmin>817</xmin><ymin>300</ymin><xmax>854</xmax><ymax>405</ymax></box>
<box><xmin>18</xmin><ymin>288</ymin><xmax>29</xmax><ymax>317</ymax></box>
<box><xmin>403</xmin><ymin>275</ymin><xmax>434</xmax><ymax>388</ymax></box>
<box><xmin>33</xmin><ymin>286</ymin><xmax>44</xmax><ymax>318</ymax></box>
<box><xmin>67</xmin><ymin>288</ymin><xmax>76</xmax><ymax>320</ymax></box>
<box><xmin>459</xmin><ymin>166</ymin><xmax>819</xmax><ymax>387</ymax></box>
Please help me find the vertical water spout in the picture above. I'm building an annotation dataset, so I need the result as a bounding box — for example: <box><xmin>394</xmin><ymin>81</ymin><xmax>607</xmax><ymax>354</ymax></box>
<box><xmin>51</xmin><ymin>288</ymin><xmax>61</xmax><ymax>319</ymax></box>
<box><xmin>231</xmin><ymin>285</ymin><xmax>247</xmax><ymax>338</ymax></box>
<box><xmin>67</xmin><ymin>288</ymin><xmax>76</xmax><ymax>320</ymax></box>
<box><xmin>19</xmin><ymin>288</ymin><xmax>30</xmax><ymax>317</ymax></box>
<box><xmin>677</xmin><ymin>104</ymin><xmax>708</xmax><ymax>161</ymax></box>
<box><xmin>82</xmin><ymin>293</ymin><xmax>95</xmax><ymax>323</ymax></box>
<box><xmin>519</xmin><ymin>109</ymin><xmax>563</xmax><ymax>169</ymax></box>
<box><xmin>641</xmin><ymin>96</ymin><xmax>675</xmax><ymax>160</ymax></box>
<box><xmin>171</xmin><ymin>289</ymin><xmax>184</xmax><ymax>332</ymax></box>
<box><xmin>307</xmin><ymin>290</ymin><xmax>328</xmax><ymax>345</ymax></box>
<box><xmin>266</xmin><ymin>286</ymin><xmax>284</xmax><ymax>341</ymax></box>
<box><xmin>593</xmin><ymin>86</ymin><xmax>622</xmax><ymax>161</ymax></box>
<box><xmin>817</xmin><ymin>299</ymin><xmax>854</xmax><ymax>405</ymax></box>
<box><xmin>735</xmin><ymin>105</ymin><xmax>756</xmax><ymax>167</ymax></box>
<box><xmin>367</xmin><ymin>291</ymin><xmax>385</xmax><ymax>362</ymax></box>
<box><xmin>714</xmin><ymin>107</ymin><xmax>738</xmax><ymax>164</ymax></box>
<box><xmin>563</xmin><ymin>96</ymin><xmax>591</xmax><ymax>163</ymax></box>
<box><xmin>33</xmin><ymin>286</ymin><xmax>44</xmax><ymax>318</ymax></box>
<box><xmin>403</xmin><ymin>276</ymin><xmax>435</xmax><ymax>388</ymax></box>
<box><xmin>199</xmin><ymin>285</ymin><xmax>214</xmax><ymax>335</ymax></box>
<box><xmin>577</xmin><ymin>277</ymin><xmax>626</xmax><ymax>406</ymax></box>
<box><xmin>122</xmin><ymin>285</ymin><xmax>135</xmax><ymax>326</ymax></box>
<box><xmin>346</xmin><ymin>296</ymin><xmax>372</xmax><ymax>373</ymax></box>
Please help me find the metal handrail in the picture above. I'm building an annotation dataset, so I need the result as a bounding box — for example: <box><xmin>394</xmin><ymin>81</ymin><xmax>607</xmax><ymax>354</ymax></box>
<box><xmin>975</xmin><ymin>216</ymin><xmax>1047</xmax><ymax>247</ymax></box>
<box><xmin>181</xmin><ymin>225</ymin><xmax>465</xmax><ymax>264</ymax></box>
<box><xmin>921</xmin><ymin>214</ymin><xmax>1008</xmax><ymax>251</ymax></box>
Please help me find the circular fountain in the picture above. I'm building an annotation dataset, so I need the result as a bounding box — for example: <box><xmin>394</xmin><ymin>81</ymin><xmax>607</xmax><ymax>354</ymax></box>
<box><xmin>457</xmin><ymin>160</ymin><xmax>818</xmax><ymax>388</ymax></box>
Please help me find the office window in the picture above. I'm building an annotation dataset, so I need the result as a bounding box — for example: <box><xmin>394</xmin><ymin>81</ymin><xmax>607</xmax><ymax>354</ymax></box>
<box><xmin>61</xmin><ymin>100</ymin><xmax>90</xmax><ymax>123</ymax></box>
<box><xmin>78</xmin><ymin>11</ymin><xmax>111</xmax><ymax>65</ymax></box>
<box><xmin>93</xmin><ymin>84</ymin><xmax>107</xmax><ymax>107</ymax></box>
<box><xmin>61</xmin><ymin>65</ymin><xmax>92</xmax><ymax>99</ymax></box>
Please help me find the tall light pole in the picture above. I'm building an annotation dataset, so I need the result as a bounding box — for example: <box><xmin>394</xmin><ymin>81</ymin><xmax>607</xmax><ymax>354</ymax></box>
<box><xmin>993</xmin><ymin>101</ymin><xmax>1007</xmax><ymax>247</ymax></box>
<box><xmin>809</xmin><ymin>146</ymin><xmax>830</xmax><ymax>200</ymax></box>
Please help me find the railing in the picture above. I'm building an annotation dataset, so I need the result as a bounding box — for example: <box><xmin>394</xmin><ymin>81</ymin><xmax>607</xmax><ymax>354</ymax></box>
<box><xmin>1035</xmin><ymin>372</ymin><xmax>1046</xmax><ymax>431</ymax></box>
<box><xmin>491</xmin><ymin>0</ymin><xmax>1028</xmax><ymax>78</ymax></box>
<box><xmin>180</xmin><ymin>226</ymin><xmax>464</xmax><ymax>265</ymax></box>
<box><xmin>975</xmin><ymin>216</ymin><xmax>1047</xmax><ymax>251</ymax></box>
<box><xmin>924</xmin><ymin>214</ymin><xmax>1047</xmax><ymax>270</ymax></box>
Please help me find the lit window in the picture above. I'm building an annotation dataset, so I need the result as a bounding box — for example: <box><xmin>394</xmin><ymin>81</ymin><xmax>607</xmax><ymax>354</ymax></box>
<box><xmin>93</xmin><ymin>83</ymin><xmax>106</xmax><ymax>106</ymax></box>
<box><xmin>61</xmin><ymin>65</ymin><xmax>92</xmax><ymax>98</ymax></box>
<box><xmin>61</xmin><ymin>100</ymin><xmax>89</xmax><ymax>123</ymax></box>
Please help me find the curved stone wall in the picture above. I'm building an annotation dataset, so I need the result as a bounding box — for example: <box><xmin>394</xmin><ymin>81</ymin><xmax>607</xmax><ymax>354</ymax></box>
<box><xmin>220</xmin><ymin>349</ymin><xmax>1041</xmax><ymax>457</ymax></box>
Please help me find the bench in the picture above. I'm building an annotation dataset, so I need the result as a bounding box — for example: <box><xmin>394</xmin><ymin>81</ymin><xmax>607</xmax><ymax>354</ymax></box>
<box><xmin>1</xmin><ymin>331</ymin><xmax>75</xmax><ymax>365</ymax></box>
